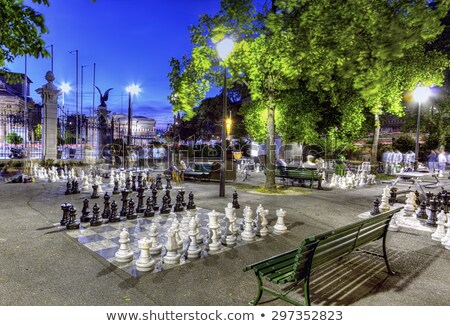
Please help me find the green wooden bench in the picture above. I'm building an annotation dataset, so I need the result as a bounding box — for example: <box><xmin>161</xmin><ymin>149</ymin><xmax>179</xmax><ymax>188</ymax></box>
<box><xmin>274</xmin><ymin>166</ymin><xmax>323</xmax><ymax>189</ymax></box>
<box><xmin>243</xmin><ymin>206</ymin><xmax>402</xmax><ymax>306</ymax></box>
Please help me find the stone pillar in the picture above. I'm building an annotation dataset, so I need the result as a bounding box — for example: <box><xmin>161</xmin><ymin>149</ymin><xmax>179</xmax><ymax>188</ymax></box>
<box><xmin>36</xmin><ymin>71</ymin><xmax>61</xmax><ymax>161</ymax></box>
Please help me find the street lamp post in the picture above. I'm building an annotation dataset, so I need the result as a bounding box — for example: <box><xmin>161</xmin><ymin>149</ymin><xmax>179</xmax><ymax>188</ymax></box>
<box><xmin>125</xmin><ymin>84</ymin><xmax>141</xmax><ymax>147</ymax></box>
<box><xmin>413</xmin><ymin>86</ymin><xmax>431</xmax><ymax>171</ymax></box>
<box><xmin>216</xmin><ymin>38</ymin><xmax>234</xmax><ymax>197</ymax></box>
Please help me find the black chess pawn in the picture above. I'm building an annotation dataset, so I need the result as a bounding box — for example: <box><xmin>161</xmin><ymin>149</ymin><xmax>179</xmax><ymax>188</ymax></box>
<box><xmin>416</xmin><ymin>201</ymin><xmax>428</xmax><ymax>220</ymax></box>
<box><xmin>165</xmin><ymin>176</ymin><xmax>172</xmax><ymax>190</ymax></box>
<box><xmin>80</xmin><ymin>198</ymin><xmax>91</xmax><ymax>222</ymax></box>
<box><xmin>136</xmin><ymin>185</ymin><xmax>146</xmax><ymax>213</ymax></box>
<box><xmin>426</xmin><ymin>191</ymin><xmax>434</xmax><ymax>207</ymax></box>
<box><xmin>442</xmin><ymin>191</ymin><xmax>449</xmax><ymax>214</ymax></box>
<box><xmin>120</xmin><ymin>189</ymin><xmax>129</xmax><ymax>217</ymax></box>
<box><xmin>91</xmin><ymin>184</ymin><xmax>99</xmax><ymax>199</ymax></box>
<box><xmin>131</xmin><ymin>175</ymin><xmax>137</xmax><ymax>192</ymax></box>
<box><xmin>173</xmin><ymin>192</ymin><xmax>184</xmax><ymax>212</ymax></box>
<box><xmin>66</xmin><ymin>205</ymin><xmax>80</xmax><ymax>230</ymax></box>
<box><xmin>60</xmin><ymin>202</ymin><xmax>72</xmax><ymax>226</ymax></box>
<box><xmin>73</xmin><ymin>179</ymin><xmax>81</xmax><ymax>194</ymax></box>
<box><xmin>388</xmin><ymin>187</ymin><xmax>397</xmax><ymax>205</ymax></box>
<box><xmin>127</xmin><ymin>198</ymin><xmax>138</xmax><ymax>220</ymax></box>
<box><xmin>109</xmin><ymin>200</ymin><xmax>121</xmax><ymax>223</ymax></box>
<box><xmin>143</xmin><ymin>197</ymin><xmax>155</xmax><ymax>217</ymax></box>
<box><xmin>186</xmin><ymin>191</ymin><xmax>196</xmax><ymax>210</ymax></box>
<box><xmin>112</xmin><ymin>179</ymin><xmax>120</xmax><ymax>195</ymax></box>
<box><xmin>156</xmin><ymin>174</ymin><xmax>163</xmax><ymax>190</ymax></box>
<box><xmin>65</xmin><ymin>181</ymin><xmax>72</xmax><ymax>195</ymax></box>
<box><xmin>370</xmin><ymin>198</ymin><xmax>380</xmax><ymax>216</ymax></box>
<box><xmin>102</xmin><ymin>192</ymin><xmax>111</xmax><ymax>219</ymax></box>
<box><xmin>179</xmin><ymin>189</ymin><xmax>186</xmax><ymax>206</ymax></box>
<box><xmin>414</xmin><ymin>190</ymin><xmax>421</xmax><ymax>206</ymax></box>
<box><xmin>165</xmin><ymin>189</ymin><xmax>172</xmax><ymax>208</ymax></box>
<box><xmin>426</xmin><ymin>197</ymin><xmax>438</xmax><ymax>226</ymax></box>
<box><xmin>125</xmin><ymin>177</ymin><xmax>132</xmax><ymax>191</ymax></box>
<box><xmin>152</xmin><ymin>188</ymin><xmax>159</xmax><ymax>211</ymax></box>
<box><xmin>90</xmin><ymin>203</ymin><xmax>103</xmax><ymax>226</ymax></box>
<box><xmin>160</xmin><ymin>194</ymin><xmax>171</xmax><ymax>214</ymax></box>
<box><xmin>232</xmin><ymin>191</ymin><xmax>240</xmax><ymax>209</ymax></box>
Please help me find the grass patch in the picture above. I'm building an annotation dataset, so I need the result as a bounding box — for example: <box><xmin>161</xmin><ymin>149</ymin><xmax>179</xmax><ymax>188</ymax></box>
<box><xmin>375</xmin><ymin>173</ymin><xmax>397</xmax><ymax>180</ymax></box>
<box><xmin>234</xmin><ymin>184</ymin><xmax>309</xmax><ymax>195</ymax></box>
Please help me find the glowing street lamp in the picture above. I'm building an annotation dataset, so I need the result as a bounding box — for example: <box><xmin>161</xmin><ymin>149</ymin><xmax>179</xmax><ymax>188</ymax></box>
<box><xmin>413</xmin><ymin>85</ymin><xmax>431</xmax><ymax>170</ymax></box>
<box><xmin>125</xmin><ymin>83</ymin><xmax>141</xmax><ymax>147</ymax></box>
<box><xmin>216</xmin><ymin>37</ymin><xmax>234</xmax><ymax>197</ymax></box>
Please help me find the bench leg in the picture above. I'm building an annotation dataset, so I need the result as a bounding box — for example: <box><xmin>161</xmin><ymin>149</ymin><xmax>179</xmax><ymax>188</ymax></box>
<box><xmin>249</xmin><ymin>272</ymin><xmax>264</xmax><ymax>305</ymax></box>
<box><xmin>382</xmin><ymin>235</ymin><xmax>395</xmax><ymax>275</ymax></box>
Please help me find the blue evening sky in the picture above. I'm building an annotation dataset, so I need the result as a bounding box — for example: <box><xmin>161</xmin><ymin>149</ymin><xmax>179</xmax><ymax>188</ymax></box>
<box><xmin>8</xmin><ymin>0</ymin><xmax>223</xmax><ymax>129</ymax></box>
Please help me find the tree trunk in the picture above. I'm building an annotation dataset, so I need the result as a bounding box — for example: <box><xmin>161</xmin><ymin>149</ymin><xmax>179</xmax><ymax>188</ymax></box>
<box><xmin>264</xmin><ymin>102</ymin><xmax>276</xmax><ymax>189</ymax></box>
<box><xmin>370</xmin><ymin>113</ymin><xmax>380</xmax><ymax>170</ymax></box>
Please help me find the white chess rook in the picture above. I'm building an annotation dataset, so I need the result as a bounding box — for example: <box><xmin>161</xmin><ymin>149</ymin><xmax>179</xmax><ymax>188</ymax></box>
<box><xmin>135</xmin><ymin>237</ymin><xmax>156</xmax><ymax>272</ymax></box>
<box><xmin>274</xmin><ymin>208</ymin><xmax>288</xmax><ymax>234</ymax></box>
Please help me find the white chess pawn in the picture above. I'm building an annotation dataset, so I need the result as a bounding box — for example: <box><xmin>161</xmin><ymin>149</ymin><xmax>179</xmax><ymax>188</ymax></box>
<box><xmin>187</xmin><ymin>216</ymin><xmax>201</xmax><ymax>259</ymax></box>
<box><xmin>388</xmin><ymin>212</ymin><xmax>400</xmax><ymax>232</ymax></box>
<box><xmin>96</xmin><ymin>176</ymin><xmax>104</xmax><ymax>194</ymax></box>
<box><xmin>109</xmin><ymin>169</ymin><xmax>115</xmax><ymax>187</ymax></box>
<box><xmin>163</xmin><ymin>228</ymin><xmax>181</xmax><ymax>265</ymax></box>
<box><xmin>195</xmin><ymin>214</ymin><xmax>204</xmax><ymax>244</ymax></box>
<box><xmin>440</xmin><ymin>214</ymin><xmax>450</xmax><ymax>246</ymax></box>
<box><xmin>432</xmin><ymin>210</ymin><xmax>447</xmax><ymax>241</ymax></box>
<box><xmin>207</xmin><ymin>210</ymin><xmax>222</xmax><ymax>251</ymax></box>
<box><xmin>379</xmin><ymin>186</ymin><xmax>390</xmax><ymax>211</ymax></box>
<box><xmin>273</xmin><ymin>208</ymin><xmax>288</xmax><ymax>234</ymax></box>
<box><xmin>241</xmin><ymin>207</ymin><xmax>256</xmax><ymax>242</ymax></box>
<box><xmin>148</xmin><ymin>224</ymin><xmax>162</xmax><ymax>255</ymax></box>
<box><xmin>135</xmin><ymin>237</ymin><xmax>156</xmax><ymax>272</ymax></box>
<box><xmin>82</xmin><ymin>176</ymin><xmax>90</xmax><ymax>193</ymax></box>
<box><xmin>115</xmin><ymin>228</ymin><xmax>134</xmax><ymax>263</ymax></box>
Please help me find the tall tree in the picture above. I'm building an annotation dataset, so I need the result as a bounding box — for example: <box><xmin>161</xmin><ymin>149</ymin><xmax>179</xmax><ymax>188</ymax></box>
<box><xmin>0</xmin><ymin>0</ymin><xmax>50</xmax><ymax>79</ymax></box>
<box><xmin>169</xmin><ymin>0</ymin><xmax>450</xmax><ymax>189</ymax></box>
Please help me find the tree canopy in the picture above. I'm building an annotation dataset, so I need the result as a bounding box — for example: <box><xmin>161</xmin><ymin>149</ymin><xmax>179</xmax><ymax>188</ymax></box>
<box><xmin>170</xmin><ymin>0</ymin><xmax>450</xmax><ymax>187</ymax></box>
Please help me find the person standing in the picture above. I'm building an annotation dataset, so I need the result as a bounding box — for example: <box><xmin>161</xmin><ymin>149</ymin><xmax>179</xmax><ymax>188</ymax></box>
<box><xmin>427</xmin><ymin>149</ymin><xmax>437</xmax><ymax>172</ymax></box>
<box><xmin>438</xmin><ymin>151</ymin><xmax>447</xmax><ymax>172</ymax></box>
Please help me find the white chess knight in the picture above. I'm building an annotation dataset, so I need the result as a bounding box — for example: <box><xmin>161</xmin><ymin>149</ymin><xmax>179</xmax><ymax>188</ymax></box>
<box><xmin>440</xmin><ymin>212</ymin><xmax>450</xmax><ymax>246</ymax></box>
<box><xmin>388</xmin><ymin>212</ymin><xmax>400</xmax><ymax>232</ymax></box>
<box><xmin>274</xmin><ymin>208</ymin><xmax>288</xmax><ymax>234</ymax></box>
<box><xmin>187</xmin><ymin>216</ymin><xmax>202</xmax><ymax>259</ymax></box>
<box><xmin>224</xmin><ymin>203</ymin><xmax>238</xmax><ymax>245</ymax></box>
<box><xmin>207</xmin><ymin>210</ymin><xmax>222</xmax><ymax>251</ymax></box>
<box><xmin>135</xmin><ymin>237</ymin><xmax>156</xmax><ymax>272</ymax></box>
<box><xmin>241</xmin><ymin>206</ymin><xmax>256</xmax><ymax>242</ymax></box>
<box><xmin>115</xmin><ymin>228</ymin><xmax>134</xmax><ymax>263</ymax></box>
<box><xmin>148</xmin><ymin>224</ymin><xmax>162</xmax><ymax>255</ymax></box>
<box><xmin>259</xmin><ymin>207</ymin><xmax>269</xmax><ymax>236</ymax></box>
<box><xmin>403</xmin><ymin>192</ymin><xmax>416</xmax><ymax>217</ymax></box>
<box><xmin>163</xmin><ymin>228</ymin><xmax>181</xmax><ymax>265</ymax></box>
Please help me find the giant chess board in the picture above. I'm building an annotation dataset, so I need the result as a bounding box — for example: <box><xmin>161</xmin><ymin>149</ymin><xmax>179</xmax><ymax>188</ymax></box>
<box><xmin>60</xmin><ymin>207</ymin><xmax>267</xmax><ymax>278</ymax></box>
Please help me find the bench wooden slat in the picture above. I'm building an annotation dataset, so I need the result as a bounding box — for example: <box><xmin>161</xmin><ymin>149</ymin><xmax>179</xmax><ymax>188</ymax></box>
<box><xmin>243</xmin><ymin>206</ymin><xmax>403</xmax><ymax>306</ymax></box>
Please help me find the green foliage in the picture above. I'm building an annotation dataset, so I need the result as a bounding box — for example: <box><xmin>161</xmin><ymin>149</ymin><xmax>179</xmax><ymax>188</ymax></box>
<box><xmin>34</xmin><ymin>124</ymin><xmax>42</xmax><ymax>141</ymax></box>
<box><xmin>0</xmin><ymin>0</ymin><xmax>50</xmax><ymax>79</ymax></box>
<box><xmin>392</xmin><ymin>135</ymin><xmax>415</xmax><ymax>152</ymax></box>
<box><xmin>6</xmin><ymin>132</ymin><xmax>23</xmax><ymax>145</ymax></box>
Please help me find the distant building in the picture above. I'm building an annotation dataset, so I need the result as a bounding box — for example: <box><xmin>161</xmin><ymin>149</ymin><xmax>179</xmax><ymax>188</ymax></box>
<box><xmin>0</xmin><ymin>73</ymin><xmax>36</xmax><ymax>143</ymax></box>
<box><xmin>111</xmin><ymin>113</ymin><xmax>156</xmax><ymax>145</ymax></box>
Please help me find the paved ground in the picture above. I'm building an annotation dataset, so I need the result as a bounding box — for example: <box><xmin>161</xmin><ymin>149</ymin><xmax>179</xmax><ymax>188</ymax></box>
<box><xmin>0</xmin><ymin>169</ymin><xmax>449</xmax><ymax>306</ymax></box>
